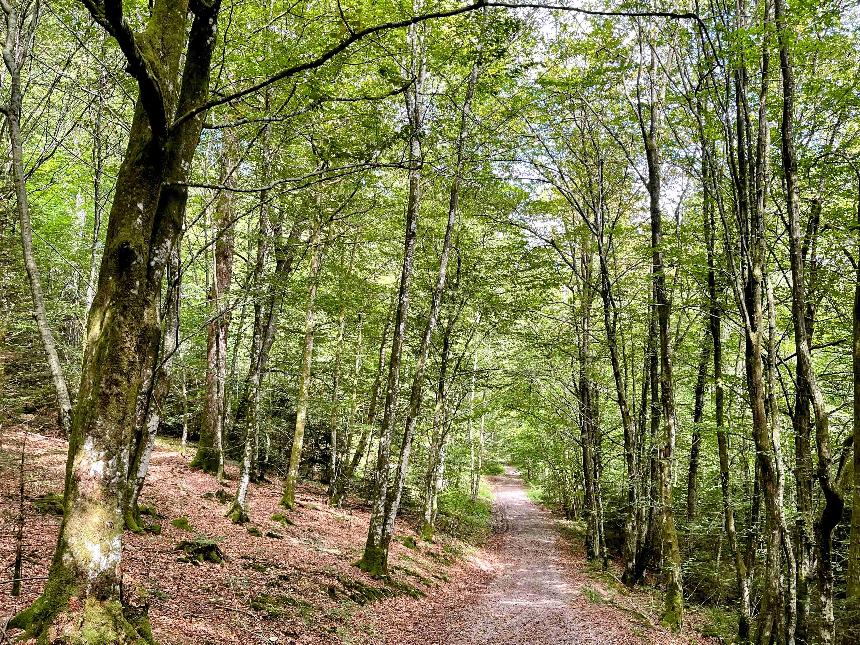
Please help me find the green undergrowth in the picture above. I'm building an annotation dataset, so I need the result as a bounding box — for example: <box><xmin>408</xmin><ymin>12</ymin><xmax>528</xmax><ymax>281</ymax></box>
<box><xmin>435</xmin><ymin>481</ymin><xmax>494</xmax><ymax>544</ymax></box>
<box><xmin>33</xmin><ymin>491</ymin><xmax>64</xmax><ymax>515</ymax></box>
<box><xmin>482</xmin><ymin>460</ymin><xmax>506</xmax><ymax>475</ymax></box>
<box><xmin>525</xmin><ymin>483</ymin><xmax>546</xmax><ymax>505</ymax></box>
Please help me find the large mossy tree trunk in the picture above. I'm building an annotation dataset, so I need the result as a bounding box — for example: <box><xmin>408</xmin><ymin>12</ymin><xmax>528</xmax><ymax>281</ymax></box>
<box><xmin>10</xmin><ymin>0</ymin><xmax>218</xmax><ymax>639</ymax></box>
<box><xmin>125</xmin><ymin>248</ymin><xmax>181</xmax><ymax>531</ymax></box>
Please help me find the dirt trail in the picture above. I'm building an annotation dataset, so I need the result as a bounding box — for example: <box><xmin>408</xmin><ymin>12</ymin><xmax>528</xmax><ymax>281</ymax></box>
<box><xmin>438</xmin><ymin>469</ymin><xmax>703</xmax><ymax>645</ymax></box>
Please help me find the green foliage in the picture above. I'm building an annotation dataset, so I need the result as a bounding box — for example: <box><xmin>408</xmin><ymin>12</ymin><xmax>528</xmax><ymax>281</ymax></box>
<box><xmin>435</xmin><ymin>485</ymin><xmax>493</xmax><ymax>544</ymax></box>
<box><xmin>481</xmin><ymin>460</ymin><xmax>505</xmax><ymax>475</ymax></box>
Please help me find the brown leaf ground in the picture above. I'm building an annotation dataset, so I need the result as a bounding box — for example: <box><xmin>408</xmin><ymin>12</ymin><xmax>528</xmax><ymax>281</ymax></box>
<box><xmin>0</xmin><ymin>430</ymin><xmax>716</xmax><ymax>644</ymax></box>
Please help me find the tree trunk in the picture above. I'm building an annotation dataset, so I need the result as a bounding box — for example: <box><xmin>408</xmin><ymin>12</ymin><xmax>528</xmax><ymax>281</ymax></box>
<box><xmin>700</xmin><ymin>136</ymin><xmax>751</xmax><ymax>640</ymax></box>
<box><xmin>191</xmin><ymin>131</ymin><xmax>236</xmax><ymax>477</ymax></box>
<box><xmin>595</xmin><ymin>213</ymin><xmax>640</xmax><ymax>582</ymax></box>
<box><xmin>2</xmin><ymin>2</ymin><xmax>73</xmax><ymax>437</ymax></box>
<box><xmin>327</xmin><ymin>240</ymin><xmax>356</xmax><ymax>493</ymax></box>
<box><xmin>10</xmin><ymin>0</ymin><xmax>219</xmax><ymax>637</ymax></box>
<box><xmin>686</xmin><ymin>336</ymin><xmax>710</xmax><ymax>522</ymax></box>
<box><xmin>773</xmin><ymin>1</ymin><xmax>842</xmax><ymax>640</ymax></box>
<box><xmin>640</xmin><ymin>39</ymin><xmax>683</xmax><ymax>629</ymax></box>
<box><xmin>421</xmin><ymin>303</ymin><xmax>456</xmax><ymax>538</ymax></box>
<box><xmin>227</xmin><ymin>217</ymin><xmax>302</xmax><ymax>523</ymax></box>
<box><xmin>635</xmin><ymin>297</ymin><xmax>661</xmax><ymax>583</ymax></box>
<box><xmin>359</xmin><ymin>6</ymin><xmax>428</xmax><ymax>576</ymax></box>
<box><xmin>282</xmin><ymin>215</ymin><xmax>325</xmax><ymax>509</ymax></box>
<box><xmin>125</xmin><ymin>247</ymin><xmax>181</xmax><ymax>530</ymax></box>
<box><xmin>469</xmin><ymin>349</ymin><xmax>480</xmax><ymax>502</ymax></box>
<box><xmin>329</xmin><ymin>300</ymin><xmax>392</xmax><ymax>507</ymax></box>
<box><xmin>848</xmin><ymin>172</ymin><xmax>860</xmax><ymax>610</ymax></box>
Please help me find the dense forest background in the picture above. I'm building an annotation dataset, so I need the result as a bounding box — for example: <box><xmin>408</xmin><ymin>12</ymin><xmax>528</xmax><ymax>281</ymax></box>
<box><xmin>1</xmin><ymin>0</ymin><xmax>860</xmax><ymax>643</ymax></box>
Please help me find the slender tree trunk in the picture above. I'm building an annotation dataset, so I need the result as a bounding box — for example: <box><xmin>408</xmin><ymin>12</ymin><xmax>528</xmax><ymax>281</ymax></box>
<box><xmin>701</xmin><ymin>142</ymin><xmax>751</xmax><ymax>640</ymax></box>
<box><xmin>329</xmin><ymin>301</ymin><xmax>392</xmax><ymax>506</ymax></box>
<box><xmin>595</xmin><ymin>213</ymin><xmax>640</xmax><ymax>582</ymax></box>
<box><xmin>360</xmin><ymin>4</ymin><xmax>429</xmax><ymax>575</ymax></box>
<box><xmin>328</xmin><ymin>310</ymin><xmax>364</xmax><ymax>505</ymax></box>
<box><xmin>2</xmin><ymin>3</ymin><xmax>73</xmax><ymax>437</ymax></box>
<box><xmin>848</xmin><ymin>172</ymin><xmax>860</xmax><ymax>610</ymax></box>
<box><xmin>282</xmin><ymin>216</ymin><xmax>325</xmax><ymax>509</ymax></box>
<box><xmin>469</xmin><ymin>349</ymin><xmax>480</xmax><ymax>501</ymax></box>
<box><xmin>421</xmin><ymin>304</ymin><xmax>456</xmax><ymax>538</ymax></box>
<box><xmin>577</xmin><ymin>246</ymin><xmax>601</xmax><ymax>562</ymax></box>
<box><xmin>773</xmin><ymin>2</ymin><xmax>841</xmax><ymax>640</ymax></box>
<box><xmin>686</xmin><ymin>336</ymin><xmax>710</xmax><ymax>522</ymax></box>
<box><xmin>192</xmin><ymin>131</ymin><xmax>236</xmax><ymax>477</ymax></box>
<box><xmin>636</xmin><ymin>297</ymin><xmax>661</xmax><ymax>582</ymax></box>
<box><xmin>327</xmin><ymin>240</ymin><xmax>356</xmax><ymax>492</ymax></box>
<box><xmin>227</xmin><ymin>217</ymin><xmax>302</xmax><ymax>522</ymax></box>
<box><xmin>639</xmin><ymin>39</ymin><xmax>683</xmax><ymax>628</ymax></box>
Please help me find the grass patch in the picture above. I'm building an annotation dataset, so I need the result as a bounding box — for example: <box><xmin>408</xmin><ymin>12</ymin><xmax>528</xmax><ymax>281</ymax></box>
<box><xmin>396</xmin><ymin>535</ymin><xmax>418</xmax><ymax>549</ymax></box>
<box><xmin>583</xmin><ymin>585</ymin><xmax>605</xmax><ymax>604</ymax></box>
<box><xmin>271</xmin><ymin>512</ymin><xmax>294</xmax><ymax>526</ymax></box>
<box><xmin>699</xmin><ymin>606</ymin><xmax>738</xmax><ymax>641</ymax></box>
<box><xmin>251</xmin><ymin>593</ymin><xmax>314</xmax><ymax>620</ymax></box>
<box><xmin>525</xmin><ymin>484</ymin><xmax>545</xmax><ymax>505</ymax></box>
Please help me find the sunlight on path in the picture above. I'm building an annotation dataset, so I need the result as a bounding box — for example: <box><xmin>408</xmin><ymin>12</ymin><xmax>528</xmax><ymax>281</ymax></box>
<box><xmin>443</xmin><ymin>469</ymin><xmax>626</xmax><ymax>645</ymax></box>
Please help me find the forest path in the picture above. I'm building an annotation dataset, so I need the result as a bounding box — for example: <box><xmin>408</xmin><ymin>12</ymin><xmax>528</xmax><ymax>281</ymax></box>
<box><xmin>439</xmin><ymin>468</ymin><xmax>677</xmax><ymax>645</ymax></box>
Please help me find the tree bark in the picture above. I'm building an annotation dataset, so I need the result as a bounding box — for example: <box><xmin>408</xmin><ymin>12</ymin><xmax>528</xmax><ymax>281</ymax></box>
<box><xmin>10</xmin><ymin>0</ymin><xmax>220</xmax><ymax>637</ymax></box>
<box><xmin>191</xmin><ymin>131</ymin><xmax>237</xmax><ymax>477</ymax></box>
<box><xmin>329</xmin><ymin>299</ymin><xmax>392</xmax><ymax>506</ymax></box>
<box><xmin>686</xmin><ymin>335</ymin><xmax>710</xmax><ymax>522</ymax></box>
<box><xmin>227</xmin><ymin>217</ymin><xmax>302</xmax><ymax>522</ymax></box>
<box><xmin>327</xmin><ymin>240</ymin><xmax>356</xmax><ymax>493</ymax></box>
<box><xmin>364</xmin><ymin>34</ymin><xmax>479</xmax><ymax>574</ymax></box>
<box><xmin>639</xmin><ymin>37</ymin><xmax>683</xmax><ymax>629</ymax></box>
<box><xmin>773</xmin><ymin>1</ymin><xmax>842</xmax><ymax>640</ymax></box>
<box><xmin>359</xmin><ymin>6</ymin><xmax>427</xmax><ymax>576</ymax></box>
<box><xmin>282</xmin><ymin>215</ymin><xmax>325</xmax><ymax>509</ymax></box>
<box><xmin>848</xmin><ymin>172</ymin><xmax>860</xmax><ymax>608</ymax></box>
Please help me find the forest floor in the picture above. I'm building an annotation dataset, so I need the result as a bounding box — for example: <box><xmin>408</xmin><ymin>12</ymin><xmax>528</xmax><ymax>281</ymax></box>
<box><xmin>0</xmin><ymin>426</ymin><xmax>714</xmax><ymax>645</ymax></box>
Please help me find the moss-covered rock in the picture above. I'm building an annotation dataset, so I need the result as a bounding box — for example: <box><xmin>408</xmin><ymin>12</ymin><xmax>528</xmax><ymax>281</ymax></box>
<box><xmin>169</xmin><ymin>516</ymin><xmax>192</xmax><ymax>532</ymax></box>
<box><xmin>33</xmin><ymin>492</ymin><xmax>64</xmax><ymax>515</ymax></box>
<box><xmin>271</xmin><ymin>512</ymin><xmax>294</xmax><ymax>526</ymax></box>
<box><xmin>176</xmin><ymin>536</ymin><xmax>225</xmax><ymax>564</ymax></box>
<box><xmin>250</xmin><ymin>593</ymin><xmax>313</xmax><ymax>619</ymax></box>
